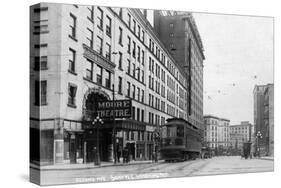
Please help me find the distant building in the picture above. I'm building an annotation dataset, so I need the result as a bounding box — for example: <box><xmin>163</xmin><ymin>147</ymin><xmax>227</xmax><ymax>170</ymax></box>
<box><xmin>253</xmin><ymin>84</ymin><xmax>274</xmax><ymax>156</ymax></box>
<box><xmin>264</xmin><ymin>84</ymin><xmax>274</xmax><ymax>156</ymax></box>
<box><xmin>203</xmin><ymin>115</ymin><xmax>230</xmax><ymax>153</ymax></box>
<box><xmin>229</xmin><ymin>121</ymin><xmax>253</xmax><ymax>152</ymax></box>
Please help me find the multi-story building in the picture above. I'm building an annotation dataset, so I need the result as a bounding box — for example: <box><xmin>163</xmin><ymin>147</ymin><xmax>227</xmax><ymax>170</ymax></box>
<box><xmin>253</xmin><ymin>84</ymin><xmax>274</xmax><ymax>156</ymax></box>
<box><xmin>203</xmin><ymin>115</ymin><xmax>230</xmax><ymax>154</ymax></box>
<box><xmin>154</xmin><ymin>11</ymin><xmax>205</xmax><ymax>131</ymax></box>
<box><xmin>229</xmin><ymin>121</ymin><xmax>253</xmax><ymax>152</ymax></box>
<box><xmin>264</xmin><ymin>84</ymin><xmax>274</xmax><ymax>156</ymax></box>
<box><xmin>30</xmin><ymin>3</ymin><xmax>204</xmax><ymax>165</ymax></box>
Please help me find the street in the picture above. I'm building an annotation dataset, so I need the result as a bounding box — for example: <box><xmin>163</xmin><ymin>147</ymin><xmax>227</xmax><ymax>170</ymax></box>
<box><xmin>32</xmin><ymin>156</ymin><xmax>274</xmax><ymax>185</ymax></box>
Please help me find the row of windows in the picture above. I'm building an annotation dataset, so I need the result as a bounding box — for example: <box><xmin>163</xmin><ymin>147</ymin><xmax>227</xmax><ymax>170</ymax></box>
<box><xmin>126</xmin><ymin>82</ymin><xmax>144</xmax><ymax>103</ymax></box>
<box><xmin>126</xmin><ymin>59</ymin><xmax>145</xmax><ymax>84</ymax></box>
<box><xmin>34</xmin><ymin>80</ymin><xmax>77</xmax><ymax>108</ymax></box>
<box><xmin>125</xmin><ymin>131</ymin><xmax>153</xmax><ymax>142</ymax></box>
<box><xmin>85</xmin><ymin>59</ymin><xmax>112</xmax><ymax>89</ymax></box>
<box><xmin>126</xmin><ymin>9</ymin><xmax>186</xmax><ymax>89</ymax></box>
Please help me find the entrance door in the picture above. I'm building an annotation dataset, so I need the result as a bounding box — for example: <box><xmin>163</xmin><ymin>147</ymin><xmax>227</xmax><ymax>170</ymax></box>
<box><xmin>86</xmin><ymin>140</ymin><xmax>96</xmax><ymax>163</ymax></box>
<box><xmin>69</xmin><ymin>139</ymin><xmax>76</xmax><ymax>163</ymax></box>
<box><xmin>128</xmin><ymin>143</ymin><xmax>136</xmax><ymax>160</ymax></box>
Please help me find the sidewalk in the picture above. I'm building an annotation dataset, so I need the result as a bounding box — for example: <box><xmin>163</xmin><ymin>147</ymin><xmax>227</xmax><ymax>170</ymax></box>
<box><xmin>30</xmin><ymin>160</ymin><xmax>160</xmax><ymax>171</ymax></box>
<box><xmin>259</xmin><ymin>156</ymin><xmax>274</xmax><ymax>161</ymax></box>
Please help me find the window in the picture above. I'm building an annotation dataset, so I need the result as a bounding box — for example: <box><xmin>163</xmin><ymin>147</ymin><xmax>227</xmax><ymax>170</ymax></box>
<box><xmin>104</xmin><ymin>70</ymin><xmax>111</xmax><ymax>89</ymax></box>
<box><xmin>119</xmin><ymin>8</ymin><xmax>123</xmax><ymax>18</ymax></box>
<box><xmin>97</xmin><ymin>7</ymin><xmax>103</xmax><ymax>29</ymax></box>
<box><xmin>141</xmin><ymin>109</ymin><xmax>144</xmax><ymax>122</ymax></box>
<box><xmin>33</xmin><ymin>24</ymin><xmax>48</xmax><ymax>35</ymax></box>
<box><xmin>33</xmin><ymin>7</ymin><xmax>48</xmax><ymax>13</ymax></box>
<box><xmin>132</xmin><ymin>84</ymin><xmax>136</xmax><ymax>99</ymax></box>
<box><xmin>127</xmin><ymin>82</ymin><xmax>131</xmax><ymax>97</ymax></box>
<box><xmin>118</xmin><ymin>27</ymin><xmax>123</xmax><ymax>45</ymax></box>
<box><xmin>127</xmin><ymin>59</ymin><xmax>131</xmax><ymax>74</ymax></box>
<box><xmin>133</xmin><ymin>20</ymin><xmax>136</xmax><ymax>33</ymax></box>
<box><xmin>106</xmin><ymin>16</ymin><xmax>112</xmax><ymax>37</ymax></box>
<box><xmin>105</xmin><ymin>43</ymin><xmax>111</xmax><ymax>60</ymax></box>
<box><xmin>97</xmin><ymin>37</ymin><xmax>103</xmax><ymax>55</ymax></box>
<box><xmin>69</xmin><ymin>13</ymin><xmax>77</xmax><ymax>40</ymax></box>
<box><xmin>68</xmin><ymin>83</ymin><xmax>77</xmax><ymax>107</ymax></box>
<box><xmin>132</xmin><ymin>63</ymin><xmax>136</xmax><ymax>77</ymax></box>
<box><xmin>142</xmin><ymin>30</ymin><xmax>145</xmax><ymax>42</ymax></box>
<box><xmin>96</xmin><ymin>65</ymin><xmax>102</xmax><ymax>85</ymax></box>
<box><xmin>141</xmin><ymin>50</ymin><xmax>144</xmax><ymax>65</ymax></box>
<box><xmin>137</xmin><ymin>87</ymin><xmax>140</xmax><ymax>101</ymax></box>
<box><xmin>131</xmin><ymin>130</ymin><xmax>135</xmax><ymax>139</ymax></box>
<box><xmin>141</xmin><ymin>90</ymin><xmax>144</xmax><ymax>103</ymax></box>
<box><xmin>118</xmin><ymin>77</ymin><xmax>122</xmax><ymax>94</ymax></box>
<box><xmin>35</xmin><ymin>80</ymin><xmax>47</xmax><ymax>105</ymax></box>
<box><xmin>137</xmin><ymin>108</ymin><xmax>140</xmax><ymax>121</ymax></box>
<box><xmin>137</xmin><ymin>67</ymin><xmax>140</xmax><ymax>80</ymax></box>
<box><xmin>34</xmin><ymin>43</ymin><xmax>48</xmax><ymax>48</ymax></box>
<box><xmin>118</xmin><ymin>52</ymin><xmax>123</xmax><ymax>70</ymax></box>
<box><xmin>141</xmin><ymin>70</ymin><xmax>144</xmax><ymax>83</ymax></box>
<box><xmin>86</xmin><ymin>28</ymin><xmax>93</xmax><ymax>48</ymax></box>
<box><xmin>137</xmin><ymin>46</ymin><xmax>140</xmax><ymax>62</ymax></box>
<box><xmin>86</xmin><ymin>59</ymin><xmax>94</xmax><ymax>80</ymax></box>
<box><xmin>137</xmin><ymin>25</ymin><xmax>140</xmax><ymax>38</ymax></box>
<box><xmin>69</xmin><ymin>48</ymin><xmax>76</xmax><ymax>73</ymax></box>
<box><xmin>88</xmin><ymin>6</ymin><xmax>94</xmax><ymax>21</ymax></box>
<box><xmin>127</xmin><ymin>14</ymin><xmax>131</xmax><ymax>28</ymax></box>
<box><xmin>127</xmin><ymin>36</ymin><xmax>131</xmax><ymax>54</ymax></box>
<box><xmin>34</xmin><ymin>56</ymin><xmax>47</xmax><ymax>70</ymax></box>
<box><xmin>132</xmin><ymin>41</ymin><xmax>136</xmax><ymax>58</ymax></box>
<box><xmin>169</xmin><ymin>23</ymin><xmax>174</xmax><ymax>28</ymax></box>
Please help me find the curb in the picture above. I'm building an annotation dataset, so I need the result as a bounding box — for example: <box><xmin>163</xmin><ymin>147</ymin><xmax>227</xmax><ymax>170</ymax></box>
<box><xmin>30</xmin><ymin>161</ymin><xmax>157</xmax><ymax>171</ymax></box>
<box><xmin>259</xmin><ymin>158</ymin><xmax>274</xmax><ymax>161</ymax></box>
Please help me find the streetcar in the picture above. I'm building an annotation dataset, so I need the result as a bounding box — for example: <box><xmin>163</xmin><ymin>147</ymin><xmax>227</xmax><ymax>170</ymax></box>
<box><xmin>160</xmin><ymin>118</ymin><xmax>202</xmax><ymax>162</ymax></box>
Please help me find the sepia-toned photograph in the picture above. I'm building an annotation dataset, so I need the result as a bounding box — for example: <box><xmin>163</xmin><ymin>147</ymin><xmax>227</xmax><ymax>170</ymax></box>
<box><xmin>29</xmin><ymin>2</ymin><xmax>274</xmax><ymax>186</ymax></box>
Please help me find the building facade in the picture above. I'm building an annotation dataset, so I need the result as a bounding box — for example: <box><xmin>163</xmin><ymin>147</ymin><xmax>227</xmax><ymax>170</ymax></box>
<box><xmin>253</xmin><ymin>84</ymin><xmax>274</xmax><ymax>156</ymax></box>
<box><xmin>30</xmin><ymin>3</ymin><xmax>204</xmax><ymax>165</ymax></box>
<box><xmin>203</xmin><ymin>115</ymin><xmax>230</xmax><ymax>154</ymax></box>
<box><xmin>229</xmin><ymin>121</ymin><xmax>253</xmax><ymax>153</ymax></box>
<box><xmin>154</xmin><ymin>11</ymin><xmax>205</xmax><ymax>131</ymax></box>
<box><xmin>263</xmin><ymin>84</ymin><xmax>274</xmax><ymax>156</ymax></box>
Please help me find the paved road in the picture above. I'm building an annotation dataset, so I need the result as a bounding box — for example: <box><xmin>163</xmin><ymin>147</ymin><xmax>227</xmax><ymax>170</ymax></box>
<box><xmin>32</xmin><ymin>156</ymin><xmax>273</xmax><ymax>185</ymax></box>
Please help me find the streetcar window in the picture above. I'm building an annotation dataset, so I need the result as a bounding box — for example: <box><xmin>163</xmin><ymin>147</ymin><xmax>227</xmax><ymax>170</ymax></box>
<box><xmin>163</xmin><ymin>125</ymin><xmax>184</xmax><ymax>138</ymax></box>
<box><xmin>177</xmin><ymin>126</ymin><xmax>184</xmax><ymax>137</ymax></box>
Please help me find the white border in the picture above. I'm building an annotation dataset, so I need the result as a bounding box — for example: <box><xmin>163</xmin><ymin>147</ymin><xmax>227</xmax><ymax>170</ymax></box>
<box><xmin>0</xmin><ymin>0</ymin><xmax>279</xmax><ymax>188</ymax></box>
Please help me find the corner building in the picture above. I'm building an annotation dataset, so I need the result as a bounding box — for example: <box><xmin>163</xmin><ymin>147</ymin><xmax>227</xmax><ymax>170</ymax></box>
<box><xmin>30</xmin><ymin>3</ymin><xmax>205</xmax><ymax>165</ymax></box>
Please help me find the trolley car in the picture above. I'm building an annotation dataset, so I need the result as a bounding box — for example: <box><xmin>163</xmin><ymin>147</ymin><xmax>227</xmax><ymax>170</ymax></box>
<box><xmin>160</xmin><ymin>118</ymin><xmax>202</xmax><ymax>162</ymax></box>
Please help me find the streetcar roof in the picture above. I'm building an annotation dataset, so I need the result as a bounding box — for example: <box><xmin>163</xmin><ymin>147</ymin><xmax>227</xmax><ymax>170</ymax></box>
<box><xmin>165</xmin><ymin>118</ymin><xmax>198</xmax><ymax>130</ymax></box>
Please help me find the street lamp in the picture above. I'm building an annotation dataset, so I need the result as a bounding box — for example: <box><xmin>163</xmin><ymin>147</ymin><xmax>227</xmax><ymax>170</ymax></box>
<box><xmin>93</xmin><ymin>116</ymin><xmax>104</xmax><ymax>165</ymax></box>
<box><xmin>256</xmin><ymin>131</ymin><xmax>262</xmax><ymax>157</ymax></box>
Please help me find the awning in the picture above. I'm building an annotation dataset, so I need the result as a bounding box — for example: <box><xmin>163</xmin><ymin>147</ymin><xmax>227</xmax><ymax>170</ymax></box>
<box><xmin>82</xmin><ymin>119</ymin><xmax>147</xmax><ymax>131</ymax></box>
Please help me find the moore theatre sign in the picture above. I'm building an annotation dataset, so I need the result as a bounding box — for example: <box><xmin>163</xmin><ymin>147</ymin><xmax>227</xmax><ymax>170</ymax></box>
<box><xmin>96</xmin><ymin>100</ymin><xmax>132</xmax><ymax>119</ymax></box>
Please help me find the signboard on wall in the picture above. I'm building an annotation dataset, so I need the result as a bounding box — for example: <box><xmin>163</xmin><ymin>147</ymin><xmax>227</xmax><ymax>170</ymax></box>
<box><xmin>96</xmin><ymin>100</ymin><xmax>132</xmax><ymax>119</ymax></box>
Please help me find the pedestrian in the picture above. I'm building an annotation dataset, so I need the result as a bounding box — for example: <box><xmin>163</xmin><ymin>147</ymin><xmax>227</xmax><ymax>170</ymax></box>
<box><xmin>123</xmin><ymin>147</ymin><xmax>128</xmax><ymax>163</ymax></box>
<box><xmin>116</xmin><ymin>145</ymin><xmax>121</xmax><ymax>163</ymax></box>
<box><xmin>152</xmin><ymin>151</ymin><xmax>155</xmax><ymax>163</ymax></box>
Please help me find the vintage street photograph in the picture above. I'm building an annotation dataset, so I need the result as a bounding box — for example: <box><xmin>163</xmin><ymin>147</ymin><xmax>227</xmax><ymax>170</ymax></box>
<box><xmin>29</xmin><ymin>3</ymin><xmax>274</xmax><ymax>186</ymax></box>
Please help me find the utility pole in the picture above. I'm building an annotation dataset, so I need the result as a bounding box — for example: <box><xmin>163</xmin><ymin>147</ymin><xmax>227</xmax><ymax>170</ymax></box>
<box><xmin>112</xmin><ymin>84</ymin><xmax>117</xmax><ymax>164</ymax></box>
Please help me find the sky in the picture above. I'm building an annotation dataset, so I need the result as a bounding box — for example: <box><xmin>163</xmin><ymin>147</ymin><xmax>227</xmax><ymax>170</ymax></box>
<box><xmin>193</xmin><ymin>13</ymin><xmax>274</xmax><ymax>125</ymax></box>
